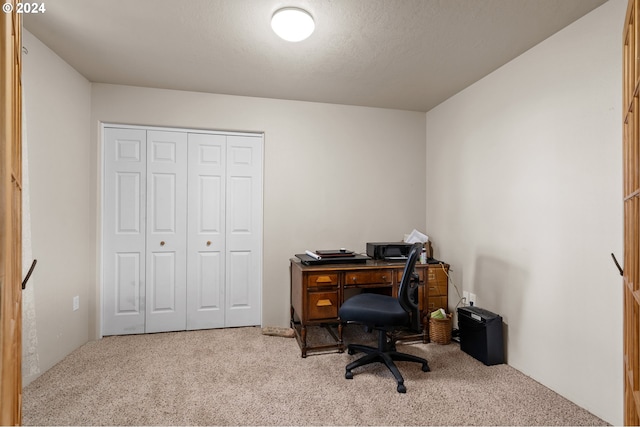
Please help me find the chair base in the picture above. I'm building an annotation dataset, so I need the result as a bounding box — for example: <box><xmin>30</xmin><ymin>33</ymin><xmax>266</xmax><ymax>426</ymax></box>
<box><xmin>344</xmin><ymin>331</ymin><xmax>430</xmax><ymax>393</ymax></box>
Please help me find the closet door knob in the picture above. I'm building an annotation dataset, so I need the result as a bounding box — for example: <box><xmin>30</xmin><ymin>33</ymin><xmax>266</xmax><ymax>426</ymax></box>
<box><xmin>160</xmin><ymin>241</ymin><xmax>165</xmax><ymax>246</ymax></box>
<box><xmin>206</xmin><ymin>241</ymin><xmax>212</xmax><ymax>246</ymax></box>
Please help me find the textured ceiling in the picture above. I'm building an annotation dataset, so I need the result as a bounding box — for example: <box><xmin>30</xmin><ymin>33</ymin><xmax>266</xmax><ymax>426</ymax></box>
<box><xmin>24</xmin><ymin>0</ymin><xmax>608</xmax><ymax>112</ymax></box>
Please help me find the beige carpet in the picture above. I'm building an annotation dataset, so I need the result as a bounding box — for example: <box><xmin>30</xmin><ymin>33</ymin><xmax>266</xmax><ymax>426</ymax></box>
<box><xmin>22</xmin><ymin>326</ymin><xmax>607</xmax><ymax>426</ymax></box>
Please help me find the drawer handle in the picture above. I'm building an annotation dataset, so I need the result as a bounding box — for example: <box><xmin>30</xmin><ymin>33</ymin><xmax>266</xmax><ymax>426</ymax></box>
<box><xmin>206</xmin><ymin>241</ymin><xmax>212</xmax><ymax>246</ymax></box>
<box><xmin>316</xmin><ymin>299</ymin><xmax>333</xmax><ymax>307</ymax></box>
<box><xmin>315</xmin><ymin>276</ymin><xmax>333</xmax><ymax>284</ymax></box>
<box><xmin>160</xmin><ymin>241</ymin><xmax>165</xmax><ymax>246</ymax></box>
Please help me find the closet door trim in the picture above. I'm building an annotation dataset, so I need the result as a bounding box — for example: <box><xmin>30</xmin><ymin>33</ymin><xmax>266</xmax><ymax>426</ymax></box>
<box><xmin>102</xmin><ymin>123</ymin><xmax>262</xmax><ymax>138</ymax></box>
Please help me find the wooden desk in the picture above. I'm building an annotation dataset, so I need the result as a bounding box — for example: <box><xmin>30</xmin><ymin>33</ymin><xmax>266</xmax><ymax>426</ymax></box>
<box><xmin>290</xmin><ymin>258</ymin><xmax>449</xmax><ymax>357</ymax></box>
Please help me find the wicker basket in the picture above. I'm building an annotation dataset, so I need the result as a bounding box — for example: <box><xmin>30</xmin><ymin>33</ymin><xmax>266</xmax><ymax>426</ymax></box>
<box><xmin>429</xmin><ymin>313</ymin><xmax>452</xmax><ymax>344</ymax></box>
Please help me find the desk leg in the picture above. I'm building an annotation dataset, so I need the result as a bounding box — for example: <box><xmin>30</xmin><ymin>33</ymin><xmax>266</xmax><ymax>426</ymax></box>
<box><xmin>290</xmin><ymin>319</ymin><xmax>308</xmax><ymax>358</ymax></box>
<box><xmin>422</xmin><ymin>315</ymin><xmax>429</xmax><ymax>343</ymax></box>
<box><xmin>338</xmin><ymin>322</ymin><xmax>344</xmax><ymax>352</ymax></box>
<box><xmin>291</xmin><ymin>306</ymin><xmax>308</xmax><ymax>358</ymax></box>
<box><xmin>300</xmin><ymin>325</ymin><xmax>308</xmax><ymax>358</ymax></box>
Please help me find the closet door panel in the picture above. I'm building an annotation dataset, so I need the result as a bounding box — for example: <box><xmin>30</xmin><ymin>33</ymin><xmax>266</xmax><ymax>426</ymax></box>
<box><xmin>148</xmin><ymin>252</ymin><xmax>178</xmax><ymax>310</ymax></box>
<box><xmin>115</xmin><ymin>253</ymin><xmax>141</xmax><ymax>313</ymax></box>
<box><xmin>228</xmin><ymin>177</ymin><xmax>252</xmax><ymax>235</ymax></box>
<box><xmin>103</xmin><ymin>128</ymin><xmax>147</xmax><ymax>335</ymax></box>
<box><xmin>200</xmin><ymin>176</ymin><xmax>223</xmax><ymax>231</ymax></box>
<box><xmin>225</xmin><ymin>136</ymin><xmax>262</xmax><ymax>327</ymax></box>
<box><xmin>188</xmin><ymin>251</ymin><xmax>224</xmax><ymax>329</ymax></box>
<box><xmin>116</xmin><ymin>173</ymin><xmax>142</xmax><ymax>233</ymax></box>
<box><xmin>227</xmin><ymin>250</ymin><xmax>251</xmax><ymax>314</ymax></box>
<box><xmin>145</xmin><ymin>131</ymin><xmax>188</xmax><ymax>333</ymax></box>
<box><xmin>197</xmin><ymin>252</ymin><xmax>223</xmax><ymax>306</ymax></box>
<box><xmin>187</xmin><ymin>133</ymin><xmax>226</xmax><ymax>329</ymax></box>
<box><xmin>150</xmin><ymin>173</ymin><xmax>177</xmax><ymax>232</ymax></box>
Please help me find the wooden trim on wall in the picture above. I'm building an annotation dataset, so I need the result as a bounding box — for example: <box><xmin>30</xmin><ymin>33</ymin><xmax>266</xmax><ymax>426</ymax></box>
<box><xmin>623</xmin><ymin>0</ymin><xmax>640</xmax><ymax>424</ymax></box>
<box><xmin>0</xmin><ymin>1</ymin><xmax>22</xmax><ymax>424</ymax></box>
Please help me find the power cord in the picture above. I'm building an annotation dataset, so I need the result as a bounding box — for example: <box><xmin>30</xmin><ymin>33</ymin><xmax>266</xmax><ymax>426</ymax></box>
<box><xmin>436</xmin><ymin>263</ymin><xmax>466</xmax><ymax>344</ymax></box>
<box><xmin>437</xmin><ymin>262</ymin><xmax>466</xmax><ymax>310</ymax></box>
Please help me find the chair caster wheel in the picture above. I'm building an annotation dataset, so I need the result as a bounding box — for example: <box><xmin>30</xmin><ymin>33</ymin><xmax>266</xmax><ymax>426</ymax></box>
<box><xmin>422</xmin><ymin>363</ymin><xmax>430</xmax><ymax>372</ymax></box>
<box><xmin>348</xmin><ymin>348</ymin><xmax>356</xmax><ymax>355</ymax></box>
<box><xmin>345</xmin><ymin>370</ymin><xmax>353</xmax><ymax>379</ymax></box>
<box><xmin>397</xmin><ymin>383</ymin><xmax>406</xmax><ymax>393</ymax></box>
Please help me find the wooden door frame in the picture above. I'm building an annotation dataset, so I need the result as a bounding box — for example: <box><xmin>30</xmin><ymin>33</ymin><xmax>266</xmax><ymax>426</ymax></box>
<box><xmin>0</xmin><ymin>1</ymin><xmax>22</xmax><ymax>424</ymax></box>
<box><xmin>624</xmin><ymin>0</ymin><xmax>640</xmax><ymax>424</ymax></box>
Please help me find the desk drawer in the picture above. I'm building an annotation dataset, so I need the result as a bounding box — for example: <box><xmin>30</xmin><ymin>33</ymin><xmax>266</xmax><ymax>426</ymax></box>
<box><xmin>306</xmin><ymin>273</ymin><xmax>339</xmax><ymax>288</ymax></box>
<box><xmin>307</xmin><ymin>290</ymin><xmax>339</xmax><ymax>320</ymax></box>
<box><xmin>344</xmin><ymin>270</ymin><xmax>392</xmax><ymax>286</ymax></box>
<box><xmin>427</xmin><ymin>267</ymin><xmax>448</xmax><ymax>288</ymax></box>
<box><xmin>427</xmin><ymin>282</ymin><xmax>447</xmax><ymax>296</ymax></box>
<box><xmin>396</xmin><ymin>268</ymin><xmax>425</xmax><ymax>283</ymax></box>
<box><xmin>427</xmin><ymin>296</ymin><xmax>447</xmax><ymax>313</ymax></box>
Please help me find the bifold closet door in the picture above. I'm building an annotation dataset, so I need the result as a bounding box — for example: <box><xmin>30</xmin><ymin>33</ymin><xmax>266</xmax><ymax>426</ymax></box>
<box><xmin>103</xmin><ymin>128</ymin><xmax>190</xmax><ymax>334</ymax></box>
<box><xmin>186</xmin><ymin>134</ymin><xmax>263</xmax><ymax>328</ymax></box>
<box><xmin>145</xmin><ymin>130</ymin><xmax>188</xmax><ymax>333</ymax></box>
<box><xmin>186</xmin><ymin>133</ymin><xmax>226</xmax><ymax>330</ymax></box>
<box><xmin>104</xmin><ymin>127</ymin><xmax>263</xmax><ymax>335</ymax></box>
<box><xmin>225</xmin><ymin>135</ymin><xmax>262</xmax><ymax>327</ymax></box>
<box><xmin>103</xmin><ymin>128</ymin><xmax>147</xmax><ymax>335</ymax></box>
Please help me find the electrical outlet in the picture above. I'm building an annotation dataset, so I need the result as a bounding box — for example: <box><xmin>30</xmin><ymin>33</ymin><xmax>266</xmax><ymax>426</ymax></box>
<box><xmin>73</xmin><ymin>296</ymin><xmax>79</xmax><ymax>311</ymax></box>
<box><xmin>469</xmin><ymin>293</ymin><xmax>477</xmax><ymax>306</ymax></box>
<box><xmin>463</xmin><ymin>291</ymin><xmax>469</xmax><ymax>305</ymax></box>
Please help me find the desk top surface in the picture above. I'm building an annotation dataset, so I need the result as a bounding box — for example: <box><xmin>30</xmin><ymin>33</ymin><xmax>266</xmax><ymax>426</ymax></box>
<box><xmin>290</xmin><ymin>257</ymin><xmax>441</xmax><ymax>271</ymax></box>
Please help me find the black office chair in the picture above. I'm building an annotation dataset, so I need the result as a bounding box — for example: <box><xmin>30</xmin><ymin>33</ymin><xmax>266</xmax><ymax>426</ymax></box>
<box><xmin>339</xmin><ymin>242</ymin><xmax>430</xmax><ymax>393</ymax></box>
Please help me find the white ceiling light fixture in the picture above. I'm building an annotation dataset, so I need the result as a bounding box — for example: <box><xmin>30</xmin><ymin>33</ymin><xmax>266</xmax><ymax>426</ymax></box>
<box><xmin>271</xmin><ymin>7</ymin><xmax>315</xmax><ymax>42</ymax></box>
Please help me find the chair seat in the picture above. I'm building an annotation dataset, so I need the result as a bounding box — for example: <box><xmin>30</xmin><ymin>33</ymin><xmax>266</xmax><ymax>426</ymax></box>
<box><xmin>339</xmin><ymin>293</ymin><xmax>409</xmax><ymax>326</ymax></box>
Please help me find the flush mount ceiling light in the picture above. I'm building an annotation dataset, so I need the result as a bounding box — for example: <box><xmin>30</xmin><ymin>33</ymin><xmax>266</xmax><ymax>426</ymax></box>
<box><xmin>271</xmin><ymin>7</ymin><xmax>315</xmax><ymax>42</ymax></box>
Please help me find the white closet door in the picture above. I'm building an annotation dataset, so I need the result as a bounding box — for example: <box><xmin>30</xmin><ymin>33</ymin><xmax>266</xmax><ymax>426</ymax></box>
<box><xmin>145</xmin><ymin>130</ymin><xmax>188</xmax><ymax>333</ymax></box>
<box><xmin>103</xmin><ymin>128</ymin><xmax>147</xmax><ymax>335</ymax></box>
<box><xmin>225</xmin><ymin>135</ymin><xmax>263</xmax><ymax>327</ymax></box>
<box><xmin>186</xmin><ymin>133</ymin><xmax>226</xmax><ymax>330</ymax></box>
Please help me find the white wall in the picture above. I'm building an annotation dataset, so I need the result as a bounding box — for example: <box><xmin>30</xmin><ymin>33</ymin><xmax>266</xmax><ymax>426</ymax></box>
<box><xmin>89</xmin><ymin>85</ymin><xmax>427</xmax><ymax>337</ymax></box>
<box><xmin>425</xmin><ymin>0</ymin><xmax>624</xmax><ymax>424</ymax></box>
<box><xmin>22</xmin><ymin>30</ymin><xmax>92</xmax><ymax>385</ymax></box>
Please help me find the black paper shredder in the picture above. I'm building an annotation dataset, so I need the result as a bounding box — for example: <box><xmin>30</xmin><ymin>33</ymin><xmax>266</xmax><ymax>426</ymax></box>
<box><xmin>457</xmin><ymin>306</ymin><xmax>504</xmax><ymax>366</ymax></box>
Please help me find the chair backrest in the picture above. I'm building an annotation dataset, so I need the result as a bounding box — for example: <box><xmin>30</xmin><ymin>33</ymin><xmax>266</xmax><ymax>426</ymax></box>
<box><xmin>398</xmin><ymin>243</ymin><xmax>423</xmax><ymax>330</ymax></box>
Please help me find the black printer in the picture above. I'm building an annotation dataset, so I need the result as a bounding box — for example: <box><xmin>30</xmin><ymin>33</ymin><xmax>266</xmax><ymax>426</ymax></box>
<box><xmin>366</xmin><ymin>242</ymin><xmax>413</xmax><ymax>260</ymax></box>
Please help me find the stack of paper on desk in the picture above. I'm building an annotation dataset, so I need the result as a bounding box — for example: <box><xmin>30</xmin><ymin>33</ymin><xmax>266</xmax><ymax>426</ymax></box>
<box><xmin>304</xmin><ymin>249</ymin><xmax>355</xmax><ymax>259</ymax></box>
<box><xmin>296</xmin><ymin>250</ymin><xmax>369</xmax><ymax>265</ymax></box>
